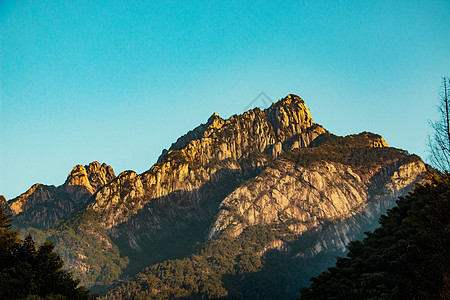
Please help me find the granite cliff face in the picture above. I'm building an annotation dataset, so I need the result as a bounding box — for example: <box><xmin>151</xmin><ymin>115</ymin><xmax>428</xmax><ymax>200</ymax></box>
<box><xmin>62</xmin><ymin>161</ymin><xmax>115</xmax><ymax>202</ymax></box>
<box><xmin>207</xmin><ymin>137</ymin><xmax>426</xmax><ymax>240</ymax></box>
<box><xmin>88</xmin><ymin>95</ymin><xmax>327</xmax><ymax>229</ymax></box>
<box><xmin>46</xmin><ymin>95</ymin><xmax>329</xmax><ymax>286</ymax></box>
<box><xmin>6</xmin><ymin>161</ymin><xmax>115</xmax><ymax>229</ymax></box>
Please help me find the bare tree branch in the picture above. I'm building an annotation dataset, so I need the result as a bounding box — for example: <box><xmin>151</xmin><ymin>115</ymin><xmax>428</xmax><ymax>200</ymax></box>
<box><xmin>428</xmin><ymin>77</ymin><xmax>450</xmax><ymax>172</ymax></box>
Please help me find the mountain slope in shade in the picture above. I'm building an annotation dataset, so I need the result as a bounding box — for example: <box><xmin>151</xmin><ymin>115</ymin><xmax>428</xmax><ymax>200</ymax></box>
<box><xmin>4</xmin><ymin>161</ymin><xmax>115</xmax><ymax>230</ymax></box>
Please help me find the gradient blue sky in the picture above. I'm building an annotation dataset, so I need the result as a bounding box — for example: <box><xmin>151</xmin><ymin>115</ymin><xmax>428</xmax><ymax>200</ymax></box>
<box><xmin>1</xmin><ymin>1</ymin><xmax>449</xmax><ymax>199</ymax></box>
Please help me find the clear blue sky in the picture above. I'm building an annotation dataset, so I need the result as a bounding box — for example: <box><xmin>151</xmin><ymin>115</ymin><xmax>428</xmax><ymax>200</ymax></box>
<box><xmin>1</xmin><ymin>0</ymin><xmax>449</xmax><ymax>199</ymax></box>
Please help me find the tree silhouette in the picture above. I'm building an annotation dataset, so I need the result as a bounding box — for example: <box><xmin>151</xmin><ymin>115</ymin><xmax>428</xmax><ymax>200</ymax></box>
<box><xmin>0</xmin><ymin>206</ymin><xmax>96</xmax><ymax>299</ymax></box>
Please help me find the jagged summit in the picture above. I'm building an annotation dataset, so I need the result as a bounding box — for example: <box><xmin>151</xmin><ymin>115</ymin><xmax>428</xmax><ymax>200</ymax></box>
<box><xmin>5</xmin><ymin>161</ymin><xmax>115</xmax><ymax>229</ymax></box>
<box><xmin>8</xmin><ymin>183</ymin><xmax>56</xmax><ymax>215</ymax></box>
<box><xmin>91</xmin><ymin>94</ymin><xmax>329</xmax><ymax>229</ymax></box>
<box><xmin>158</xmin><ymin>94</ymin><xmax>318</xmax><ymax>163</ymax></box>
<box><xmin>208</xmin><ymin>111</ymin><xmax>220</xmax><ymax>120</ymax></box>
<box><xmin>93</xmin><ymin>94</ymin><xmax>428</xmax><ymax>299</ymax></box>
<box><xmin>62</xmin><ymin>161</ymin><xmax>115</xmax><ymax>200</ymax></box>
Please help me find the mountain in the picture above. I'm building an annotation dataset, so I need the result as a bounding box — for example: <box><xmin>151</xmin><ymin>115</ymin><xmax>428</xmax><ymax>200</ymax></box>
<box><xmin>88</xmin><ymin>95</ymin><xmax>326</xmax><ymax>229</ymax></box>
<box><xmin>6</xmin><ymin>94</ymin><xmax>429</xmax><ymax>298</ymax></box>
<box><xmin>207</xmin><ymin>132</ymin><xmax>422</xmax><ymax>240</ymax></box>
<box><xmin>3</xmin><ymin>161</ymin><xmax>115</xmax><ymax>230</ymax></box>
<box><xmin>104</xmin><ymin>132</ymin><xmax>426</xmax><ymax>299</ymax></box>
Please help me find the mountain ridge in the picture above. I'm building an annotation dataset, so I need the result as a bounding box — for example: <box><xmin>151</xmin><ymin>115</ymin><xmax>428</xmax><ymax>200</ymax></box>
<box><xmin>3</xmin><ymin>161</ymin><xmax>115</xmax><ymax>230</ymax></box>
<box><xmin>3</xmin><ymin>94</ymin><xmax>430</xmax><ymax>298</ymax></box>
<box><xmin>86</xmin><ymin>94</ymin><xmax>327</xmax><ymax>229</ymax></box>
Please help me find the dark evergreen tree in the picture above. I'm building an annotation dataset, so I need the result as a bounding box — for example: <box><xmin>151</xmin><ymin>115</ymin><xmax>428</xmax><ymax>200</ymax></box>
<box><xmin>0</xmin><ymin>206</ymin><xmax>96</xmax><ymax>299</ymax></box>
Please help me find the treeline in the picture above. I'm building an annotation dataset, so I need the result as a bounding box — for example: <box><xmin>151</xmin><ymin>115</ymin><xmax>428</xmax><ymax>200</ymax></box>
<box><xmin>299</xmin><ymin>174</ymin><xmax>450</xmax><ymax>299</ymax></box>
<box><xmin>21</xmin><ymin>209</ymin><xmax>130</xmax><ymax>289</ymax></box>
<box><xmin>0</xmin><ymin>206</ymin><xmax>96</xmax><ymax>299</ymax></box>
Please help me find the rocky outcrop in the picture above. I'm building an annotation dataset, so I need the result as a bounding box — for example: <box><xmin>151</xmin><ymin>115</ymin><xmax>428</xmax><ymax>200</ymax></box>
<box><xmin>62</xmin><ymin>161</ymin><xmax>115</xmax><ymax>202</ymax></box>
<box><xmin>207</xmin><ymin>136</ymin><xmax>426</xmax><ymax>240</ymax></box>
<box><xmin>8</xmin><ymin>183</ymin><xmax>58</xmax><ymax>216</ymax></box>
<box><xmin>7</xmin><ymin>161</ymin><xmax>115</xmax><ymax>229</ymax></box>
<box><xmin>51</xmin><ymin>94</ymin><xmax>327</xmax><ymax>285</ymax></box>
<box><xmin>88</xmin><ymin>95</ymin><xmax>327</xmax><ymax>229</ymax></box>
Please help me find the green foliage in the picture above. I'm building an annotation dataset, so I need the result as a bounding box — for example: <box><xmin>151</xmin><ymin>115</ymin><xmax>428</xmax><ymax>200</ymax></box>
<box><xmin>299</xmin><ymin>174</ymin><xmax>450</xmax><ymax>299</ymax></box>
<box><xmin>105</xmin><ymin>225</ymin><xmax>278</xmax><ymax>299</ymax></box>
<box><xmin>0</xmin><ymin>206</ymin><xmax>21</xmax><ymax>262</ymax></box>
<box><xmin>20</xmin><ymin>227</ymin><xmax>48</xmax><ymax>245</ymax></box>
<box><xmin>47</xmin><ymin>210</ymin><xmax>129</xmax><ymax>288</ymax></box>
<box><xmin>0</xmin><ymin>207</ymin><xmax>95</xmax><ymax>299</ymax></box>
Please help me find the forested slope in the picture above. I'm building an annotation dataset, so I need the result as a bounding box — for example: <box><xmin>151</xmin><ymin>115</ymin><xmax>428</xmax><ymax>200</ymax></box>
<box><xmin>299</xmin><ymin>174</ymin><xmax>450</xmax><ymax>299</ymax></box>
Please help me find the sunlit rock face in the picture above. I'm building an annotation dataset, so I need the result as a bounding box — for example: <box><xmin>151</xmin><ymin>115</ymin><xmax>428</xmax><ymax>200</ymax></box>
<box><xmin>93</xmin><ymin>94</ymin><xmax>429</xmax><ymax>299</ymax></box>
<box><xmin>88</xmin><ymin>95</ymin><xmax>327</xmax><ymax>229</ymax></box>
<box><xmin>10</xmin><ymin>94</ymin><xmax>429</xmax><ymax>292</ymax></box>
<box><xmin>87</xmin><ymin>95</ymin><xmax>427</xmax><ymax>254</ymax></box>
<box><xmin>207</xmin><ymin>155</ymin><xmax>426</xmax><ymax>240</ymax></box>
<box><xmin>62</xmin><ymin>161</ymin><xmax>115</xmax><ymax>202</ymax></box>
<box><xmin>6</xmin><ymin>161</ymin><xmax>115</xmax><ymax>229</ymax></box>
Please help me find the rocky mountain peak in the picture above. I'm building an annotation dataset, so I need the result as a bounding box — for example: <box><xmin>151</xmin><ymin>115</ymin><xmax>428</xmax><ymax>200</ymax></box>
<box><xmin>361</xmin><ymin>132</ymin><xmax>388</xmax><ymax>147</ymax></box>
<box><xmin>62</xmin><ymin>161</ymin><xmax>115</xmax><ymax>200</ymax></box>
<box><xmin>158</xmin><ymin>94</ymin><xmax>320</xmax><ymax>163</ymax></box>
<box><xmin>92</xmin><ymin>95</ymin><xmax>328</xmax><ymax>229</ymax></box>
<box><xmin>86</xmin><ymin>161</ymin><xmax>116</xmax><ymax>191</ymax></box>
<box><xmin>207</xmin><ymin>112</ymin><xmax>220</xmax><ymax>122</ymax></box>
<box><xmin>5</xmin><ymin>162</ymin><xmax>116</xmax><ymax>230</ymax></box>
<box><xmin>36</xmin><ymin>93</ymin><xmax>430</xmax><ymax>295</ymax></box>
<box><xmin>206</xmin><ymin>112</ymin><xmax>223</xmax><ymax>130</ymax></box>
<box><xmin>8</xmin><ymin>183</ymin><xmax>56</xmax><ymax>215</ymax></box>
<box><xmin>65</xmin><ymin>164</ymin><xmax>92</xmax><ymax>191</ymax></box>
<box><xmin>265</xmin><ymin>94</ymin><xmax>313</xmax><ymax>140</ymax></box>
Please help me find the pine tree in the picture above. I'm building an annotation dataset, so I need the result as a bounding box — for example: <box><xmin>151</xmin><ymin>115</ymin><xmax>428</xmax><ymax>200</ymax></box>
<box><xmin>0</xmin><ymin>206</ymin><xmax>96</xmax><ymax>299</ymax></box>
